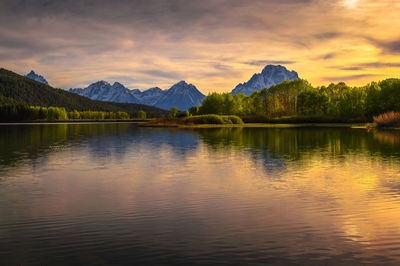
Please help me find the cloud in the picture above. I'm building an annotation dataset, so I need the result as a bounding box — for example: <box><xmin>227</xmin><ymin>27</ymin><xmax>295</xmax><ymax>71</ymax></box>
<box><xmin>340</xmin><ymin>67</ymin><xmax>363</xmax><ymax>71</ymax></box>
<box><xmin>366</xmin><ymin>37</ymin><xmax>400</xmax><ymax>54</ymax></box>
<box><xmin>322</xmin><ymin>53</ymin><xmax>337</xmax><ymax>60</ymax></box>
<box><xmin>323</xmin><ymin>74</ymin><xmax>378</xmax><ymax>82</ymax></box>
<box><xmin>339</xmin><ymin>62</ymin><xmax>400</xmax><ymax>71</ymax></box>
<box><xmin>312</xmin><ymin>32</ymin><xmax>343</xmax><ymax>40</ymax></box>
<box><xmin>0</xmin><ymin>0</ymin><xmax>399</xmax><ymax>91</ymax></box>
<box><xmin>137</xmin><ymin>69</ymin><xmax>182</xmax><ymax>80</ymax></box>
<box><xmin>243</xmin><ymin>60</ymin><xmax>296</xmax><ymax>66</ymax></box>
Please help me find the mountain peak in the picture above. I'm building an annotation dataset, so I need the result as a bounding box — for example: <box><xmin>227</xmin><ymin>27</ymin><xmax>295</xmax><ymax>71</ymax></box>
<box><xmin>145</xmin><ymin>87</ymin><xmax>162</xmax><ymax>92</ymax></box>
<box><xmin>176</xmin><ymin>80</ymin><xmax>188</xmax><ymax>85</ymax></box>
<box><xmin>25</xmin><ymin>70</ymin><xmax>48</xmax><ymax>85</ymax></box>
<box><xmin>231</xmin><ymin>64</ymin><xmax>299</xmax><ymax>96</ymax></box>
<box><xmin>112</xmin><ymin>82</ymin><xmax>126</xmax><ymax>88</ymax></box>
<box><xmin>91</xmin><ymin>80</ymin><xmax>110</xmax><ymax>86</ymax></box>
<box><xmin>169</xmin><ymin>80</ymin><xmax>196</xmax><ymax>91</ymax></box>
<box><xmin>69</xmin><ymin>79</ymin><xmax>205</xmax><ymax>110</ymax></box>
<box><xmin>154</xmin><ymin>81</ymin><xmax>205</xmax><ymax>110</ymax></box>
<box><xmin>262</xmin><ymin>64</ymin><xmax>285</xmax><ymax>72</ymax></box>
<box><xmin>86</xmin><ymin>81</ymin><xmax>112</xmax><ymax>90</ymax></box>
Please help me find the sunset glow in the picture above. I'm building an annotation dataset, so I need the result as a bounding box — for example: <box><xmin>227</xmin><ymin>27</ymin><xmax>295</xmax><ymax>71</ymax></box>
<box><xmin>0</xmin><ymin>0</ymin><xmax>399</xmax><ymax>93</ymax></box>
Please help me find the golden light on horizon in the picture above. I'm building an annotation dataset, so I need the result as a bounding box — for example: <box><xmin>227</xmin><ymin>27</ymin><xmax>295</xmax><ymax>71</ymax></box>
<box><xmin>344</xmin><ymin>0</ymin><xmax>360</xmax><ymax>8</ymax></box>
<box><xmin>0</xmin><ymin>0</ymin><xmax>399</xmax><ymax>92</ymax></box>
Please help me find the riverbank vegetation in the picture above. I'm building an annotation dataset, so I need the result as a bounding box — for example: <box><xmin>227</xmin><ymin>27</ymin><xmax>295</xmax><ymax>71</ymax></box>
<box><xmin>374</xmin><ymin>112</ymin><xmax>400</xmax><ymax>128</ymax></box>
<box><xmin>0</xmin><ymin>103</ymin><xmax>149</xmax><ymax>122</ymax></box>
<box><xmin>142</xmin><ymin>114</ymin><xmax>243</xmax><ymax>127</ymax></box>
<box><xmin>189</xmin><ymin>79</ymin><xmax>400</xmax><ymax>123</ymax></box>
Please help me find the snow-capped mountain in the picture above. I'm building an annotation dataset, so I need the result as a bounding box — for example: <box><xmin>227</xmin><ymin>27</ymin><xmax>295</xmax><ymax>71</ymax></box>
<box><xmin>154</xmin><ymin>81</ymin><xmax>205</xmax><ymax>111</ymax></box>
<box><xmin>231</xmin><ymin>65</ymin><xmax>299</xmax><ymax>96</ymax></box>
<box><xmin>25</xmin><ymin>70</ymin><xmax>48</xmax><ymax>85</ymax></box>
<box><xmin>67</xmin><ymin>64</ymin><xmax>299</xmax><ymax>109</ymax></box>
<box><xmin>69</xmin><ymin>80</ymin><xmax>205</xmax><ymax>110</ymax></box>
<box><xmin>70</xmin><ymin>81</ymin><xmax>140</xmax><ymax>103</ymax></box>
<box><xmin>138</xmin><ymin>87</ymin><xmax>164</xmax><ymax>106</ymax></box>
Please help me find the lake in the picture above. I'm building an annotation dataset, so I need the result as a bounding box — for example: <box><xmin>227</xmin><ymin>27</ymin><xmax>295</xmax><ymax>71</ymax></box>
<box><xmin>1</xmin><ymin>123</ymin><xmax>400</xmax><ymax>265</ymax></box>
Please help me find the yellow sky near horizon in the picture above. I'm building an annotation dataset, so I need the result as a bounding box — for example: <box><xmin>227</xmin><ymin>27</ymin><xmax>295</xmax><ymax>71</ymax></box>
<box><xmin>0</xmin><ymin>0</ymin><xmax>399</xmax><ymax>93</ymax></box>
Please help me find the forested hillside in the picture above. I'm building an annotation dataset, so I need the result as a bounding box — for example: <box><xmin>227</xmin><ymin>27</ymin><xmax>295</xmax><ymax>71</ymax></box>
<box><xmin>0</xmin><ymin>68</ymin><xmax>167</xmax><ymax>117</ymax></box>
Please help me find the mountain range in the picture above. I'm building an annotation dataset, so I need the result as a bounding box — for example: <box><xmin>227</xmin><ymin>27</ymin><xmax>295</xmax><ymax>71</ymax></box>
<box><xmin>1</xmin><ymin>68</ymin><xmax>167</xmax><ymax>117</ymax></box>
<box><xmin>24</xmin><ymin>65</ymin><xmax>299</xmax><ymax>110</ymax></box>
<box><xmin>69</xmin><ymin>80</ymin><xmax>205</xmax><ymax>111</ymax></box>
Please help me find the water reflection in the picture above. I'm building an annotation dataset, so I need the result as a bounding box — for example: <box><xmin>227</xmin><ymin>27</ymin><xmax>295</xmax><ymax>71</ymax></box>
<box><xmin>0</xmin><ymin>124</ymin><xmax>201</xmax><ymax>172</ymax></box>
<box><xmin>2</xmin><ymin>124</ymin><xmax>400</xmax><ymax>171</ymax></box>
<box><xmin>1</xmin><ymin>124</ymin><xmax>400</xmax><ymax>265</ymax></box>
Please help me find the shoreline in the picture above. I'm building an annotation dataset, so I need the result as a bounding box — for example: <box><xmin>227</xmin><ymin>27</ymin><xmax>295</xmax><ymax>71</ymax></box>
<box><xmin>1</xmin><ymin>121</ymin><xmax>399</xmax><ymax>130</ymax></box>
<box><xmin>0</xmin><ymin>119</ymin><xmax>148</xmax><ymax>125</ymax></box>
<box><xmin>139</xmin><ymin>122</ymin><xmax>370</xmax><ymax>129</ymax></box>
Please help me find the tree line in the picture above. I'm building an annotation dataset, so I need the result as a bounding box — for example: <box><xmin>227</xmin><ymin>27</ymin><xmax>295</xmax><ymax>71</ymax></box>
<box><xmin>189</xmin><ymin>79</ymin><xmax>400</xmax><ymax>122</ymax></box>
<box><xmin>0</xmin><ymin>68</ymin><xmax>168</xmax><ymax>117</ymax></box>
<box><xmin>0</xmin><ymin>103</ymin><xmax>150</xmax><ymax>121</ymax></box>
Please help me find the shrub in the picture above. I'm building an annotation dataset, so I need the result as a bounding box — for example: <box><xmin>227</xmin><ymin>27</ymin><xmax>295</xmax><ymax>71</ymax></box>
<box><xmin>169</xmin><ymin>107</ymin><xmax>178</xmax><ymax>118</ymax></box>
<box><xmin>177</xmin><ymin>110</ymin><xmax>190</xmax><ymax>118</ymax></box>
<box><xmin>374</xmin><ymin>112</ymin><xmax>400</xmax><ymax>127</ymax></box>
<box><xmin>137</xmin><ymin>110</ymin><xmax>146</xmax><ymax>119</ymax></box>
<box><xmin>184</xmin><ymin>115</ymin><xmax>243</xmax><ymax>125</ymax></box>
<box><xmin>228</xmin><ymin>115</ymin><xmax>244</xmax><ymax>124</ymax></box>
<box><xmin>189</xmin><ymin>105</ymin><xmax>200</xmax><ymax>115</ymax></box>
<box><xmin>222</xmin><ymin>117</ymin><xmax>233</xmax><ymax>124</ymax></box>
<box><xmin>191</xmin><ymin>115</ymin><xmax>224</xmax><ymax>124</ymax></box>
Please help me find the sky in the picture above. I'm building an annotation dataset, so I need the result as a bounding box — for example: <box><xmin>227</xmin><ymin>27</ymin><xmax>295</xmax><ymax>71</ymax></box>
<box><xmin>0</xmin><ymin>0</ymin><xmax>399</xmax><ymax>93</ymax></box>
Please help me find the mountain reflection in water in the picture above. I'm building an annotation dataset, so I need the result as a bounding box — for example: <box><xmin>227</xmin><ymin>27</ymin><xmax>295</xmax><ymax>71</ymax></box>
<box><xmin>1</xmin><ymin>123</ymin><xmax>400</xmax><ymax>265</ymax></box>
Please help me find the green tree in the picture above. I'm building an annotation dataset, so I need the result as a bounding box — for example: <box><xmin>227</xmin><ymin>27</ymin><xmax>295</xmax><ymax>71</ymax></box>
<box><xmin>137</xmin><ymin>110</ymin><xmax>147</xmax><ymax>119</ymax></box>
<box><xmin>189</xmin><ymin>105</ymin><xmax>200</xmax><ymax>115</ymax></box>
<box><xmin>169</xmin><ymin>107</ymin><xmax>178</xmax><ymax>118</ymax></box>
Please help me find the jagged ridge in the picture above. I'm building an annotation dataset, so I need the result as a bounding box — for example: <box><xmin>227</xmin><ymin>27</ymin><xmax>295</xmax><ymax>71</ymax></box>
<box><xmin>25</xmin><ymin>70</ymin><xmax>49</xmax><ymax>85</ymax></box>
<box><xmin>231</xmin><ymin>65</ymin><xmax>299</xmax><ymax>96</ymax></box>
<box><xmin>70</xmin><ymin>80</ymin><xmax>205</xmax><ymax>110</ymax></box>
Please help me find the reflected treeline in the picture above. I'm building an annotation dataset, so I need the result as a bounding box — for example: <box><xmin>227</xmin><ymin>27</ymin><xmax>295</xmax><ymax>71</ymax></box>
<box><xmin>1</xmin><ymin>124</ymin><xmax>400</xmax><ymax>173</ymax></box>
<box><xmin>0</xmin><ymin>123</ymin><xmax>128</xmax><ymax>169</ymax></box>
<box><xmin>373</xmin><ymin>130</ymin><xmax>400</xmax><ymax>146</ymax></box>
<box><xmin>0</xmin><ymin>123</ymin><xmax>201</xmax><ymax>170</ymax></box>
<box><xmin>194</xmin><ymin>127</ymin><xmax>400</xmax><ymax>166</ymax></box>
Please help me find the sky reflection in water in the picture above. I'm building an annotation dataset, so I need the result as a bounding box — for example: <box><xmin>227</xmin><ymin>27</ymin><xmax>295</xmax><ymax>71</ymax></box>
<box><xmin>0</xmin><ymin>123</ymin><xmax>400</xmax><ymax>265</ymax></box>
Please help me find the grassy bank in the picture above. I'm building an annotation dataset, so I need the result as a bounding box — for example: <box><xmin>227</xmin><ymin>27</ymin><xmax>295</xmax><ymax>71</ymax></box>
<box><xmin>140</xmin><ymin>115</ymin><xmax>244</xmax><ymax>127</ymax></box>
<box><xmin>241</xmin><ymin>115</ymin><xmax>369</xmax><ymax>124</ymax></box>
<box><xmin>173</xmin><ymin>123</ymin><xmax>367</xmax><ymax>129</ymax></box>
<box><xmin>140</xmin><ymin>115</ymin><xmax>368</xmax><ymax>128</ymax></box>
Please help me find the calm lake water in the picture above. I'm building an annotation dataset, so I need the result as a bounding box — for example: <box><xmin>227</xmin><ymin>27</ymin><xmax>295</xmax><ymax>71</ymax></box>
<box><xmin>1</xmin><ymin>123</ymin><xmax>400</xmax><ymax>265</ymax></box>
